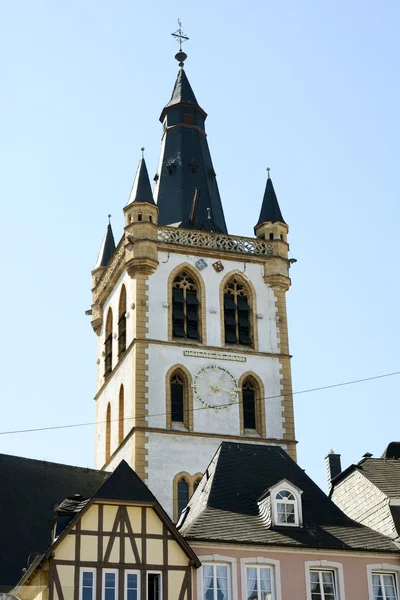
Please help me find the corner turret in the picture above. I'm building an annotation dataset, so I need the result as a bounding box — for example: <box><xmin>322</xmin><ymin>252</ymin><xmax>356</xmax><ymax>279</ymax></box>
<box><xmin>92</xmin><ymin>218</ymin><xmax>115</xmax><ymax>288</ymax></box>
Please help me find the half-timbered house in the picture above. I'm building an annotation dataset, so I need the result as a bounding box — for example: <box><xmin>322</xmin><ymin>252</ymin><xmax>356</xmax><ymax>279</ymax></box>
<box><xmin>1</xmin><ymin>456</ymin><xmax>199</xmax><ymax>600</ymax></box>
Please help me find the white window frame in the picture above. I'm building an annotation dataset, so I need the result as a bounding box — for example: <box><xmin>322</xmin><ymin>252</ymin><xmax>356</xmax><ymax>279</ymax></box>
<box><xmin>125</xmin><ymin>569</ymin><xmax>140</xmax><ymax>600</ymax></box>
<box><xmin>102</xmin><ymin>569</ymin><xmax>119</xmax><ymax>600</ymax></box>
<box><xmin>197</xmin><ymin>554</ymin><xmax>237</xmax><ymax>600</ymax></box>
<box><xmin>305</xmin><ymin>561</ymin><xmax>345</xmax><ymax>600</ymax></box>
<box><xmin>79</xmin><ymin>568</ymin><xmax>97</xmax><ymax>600</ymax></box>
<box><xmin>147</xmin><ymin>570</ymin><xmax>162</xmax><ymax>600</ymax></box>
<box><xmin>240</xmin><ymin>557</ymin><xmax>282</xmax><ymax>600</ymax></box>
<box><xmin>367</xmin><ymin>563</ymin><xmax>400</xmax><ymax>600</ymax></box>
<box><xmin>269</xmin><ymin>479</ymin><xmax>303</xmax><ymax>527</ymax></box>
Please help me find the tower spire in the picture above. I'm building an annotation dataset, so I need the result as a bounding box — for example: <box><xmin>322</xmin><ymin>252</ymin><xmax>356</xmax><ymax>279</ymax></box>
<box><xmin>154</xmin><ymin>35</ymin><xmax>228</xmax><ymax>233</ymax></box>
<box><xmin>94</xmin><ymin>217</ymin><xmax>115</xmax><ymax>269</ymax></box>
<box><xmin>127</xmin><ymin>151</ymin><xmax>155</xmax><ymax>206</ymax></box>
<box><xmin>256</xmin><ymin>168</ymin><xmax>286</xmax><ymax>227</ymax></box>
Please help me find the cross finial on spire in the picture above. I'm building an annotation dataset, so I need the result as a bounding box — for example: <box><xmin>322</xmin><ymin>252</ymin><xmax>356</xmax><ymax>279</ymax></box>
<box><xmin>141</xmin><ymin>147</ymin><xmax>145</xmax><ymax>158</ymax></box>
<box><xmin>171</xmin><ymin>19</ymin><xmax>189</xmax><ymax>67</ymax></box>
<box><xmin>267</xmin><ymin>167</ymin><xmax>271</xmax><ymax>179</ymax></box>
<box><xmin>108</xmin><ymin>214</ymin><xmax>111</xmax><ymax>224</ymax></box>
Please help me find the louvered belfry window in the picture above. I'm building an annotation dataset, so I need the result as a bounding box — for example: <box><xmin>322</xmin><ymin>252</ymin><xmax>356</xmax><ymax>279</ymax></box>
<box><xmin>177</xmin><ymin>478</ymin><xmax>189</xmax><ymax>516</ymax></box>
<box><xmin>170</xmin><ymin>372</ymin><xmax>185</xmax><ymax>423</ymax></box>
<box><xmin>224</xmin><ymin>277</ymin><xmax>251</xmax><ymax>345</ymax></box>
<box><xmin>118</xmin><ymin>286</ymin><xmax>127</xmax><ymax>357</ymax></box>
<box><xmin>172</xmin><ymin>271</ymin><xmax>200</xmax><ymax>339</ymax></box>
<box><xmin>242</xmin><ymin>378</ymin><xmax>256</xmax><ymax>429</ymax></box>
<box><xmin>104</xmin><ymin>308</ymin><xmax>113</xmax><ymax>376</ymax></box>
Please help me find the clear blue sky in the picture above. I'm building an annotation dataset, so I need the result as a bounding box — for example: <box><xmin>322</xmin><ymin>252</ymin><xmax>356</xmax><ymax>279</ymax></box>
<box><xmin>0</xmin><ymin>1</ymin><xmax>399</xmax><ymax>492</ymax></box>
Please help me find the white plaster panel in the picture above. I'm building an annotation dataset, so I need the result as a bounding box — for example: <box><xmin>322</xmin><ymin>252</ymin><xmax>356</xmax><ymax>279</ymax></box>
<box><xmin>146</xmin><ymin>344</ymin><xmax>285</xmax><ymax>439</ymax></box>
<box><xmin>145</xmin><ymin>432</ymin><xmax>286</xmax><ymax>518</ymax></box>
<box><xmin>146</xmin><ymin>251</ymin><xmax>280</xmax><ymax>353</ymax></box>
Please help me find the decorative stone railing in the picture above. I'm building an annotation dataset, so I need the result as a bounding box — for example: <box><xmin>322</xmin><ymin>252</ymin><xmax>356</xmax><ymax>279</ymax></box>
<box><xmin>157</xmin><ymin>226</ymin><xmax>273</xmax><ymax>256</ymax></box>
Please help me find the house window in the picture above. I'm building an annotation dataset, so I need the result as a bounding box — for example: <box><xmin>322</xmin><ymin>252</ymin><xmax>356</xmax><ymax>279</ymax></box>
<box><xmin>170</xmin><ymin>372</ymin><xmax>185</xmax><ymax>423</ymax></box>
<box><xmin>118</xmin><ymin>286</ymin><xmax>127</xmax><ymax>357</ymax></box>
<box><xmin>104</xmin><ymin>308</ymin><xmax>113</xmax><ymax>376</ymax></box>
<box><xmin>309</xmin><ymin>570</ymin><xmax>336</xmax><ymax>600</ymax></box>
<box><xmin>242</xmin><ymin>378</ymin><xmax>256</xmax><ymax>430</ymax></box>
<box><xmin>223</xmin><ymin>277</ymin><xmax>251</xmax><ymax>345</ymax></box>
<box><xmin>177</xmin><ymin>478</ymin><xmax>189</xmax><ymax>516</ymax></box>
<box><xmin>147</xmin><ymin>573</ymin><xmax>161</xmax><ymax>600</ymax></box>
<box><xmin>246</xmin><ymin>566</ymin><xmax>273</xmax><ymax>600</ymax></box>
<box><xmin>202</xmin><ymin>564</ymin><xmax>229</xmax><ymax>600</ymax></box>
<box><xmin>102</xmin><ymin>570</ymin><xmax>118</xmax><ymax>600</ymax></box>
<box><xmin>80</xmin><ymin>569</ymin><xmax>96</xmax><ymax>600</ymax></box>
<box><xmin>125</xmin><ymin>571</ymin><xmax>140</xmax><ymax>600</ymax></box>
<box><xmin>172</xmin><ymin>271</ymin><xmax>200</xmax><ymax>339</ymax></box>
<box><xmin>372</xmin><ymin>573</ymin><xmax>397</xmax><ymax>600</ymax></box>
<box><xmin>275</xmin><ymin>489</ymin><xmax>297</xmax><ymax>524</ymax></box>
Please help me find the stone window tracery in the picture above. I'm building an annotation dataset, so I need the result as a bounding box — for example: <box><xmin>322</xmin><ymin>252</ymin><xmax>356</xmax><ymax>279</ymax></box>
<box><xmin>242</xmin><ymin>378</ymin><xmax>257</xmax><ymax>430</ymax></box>
<box><xmin>223</xmin><ymin>277</ymin><xmax>251</xmax><ymax>345</ymax></box>
<box><xmin>172</xmin><ymin>271</ymin><xmax>200</xmax><ymax>340</ymax></box>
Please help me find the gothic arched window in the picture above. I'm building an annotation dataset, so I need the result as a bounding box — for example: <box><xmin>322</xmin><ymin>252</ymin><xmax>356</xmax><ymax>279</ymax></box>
<box><xmin>118</xmin><ymin>286</ymin><xmax>127</xmax><ymax>357</ymax></box>
<box><xmin>242</xmin><ymin>377</ymin><xmax>257</xmax><ymax>430</ymax></box>
<box><xmin>105</xmin><ymin>403</ymin><xmax>111</xmax><ymax>462</ymax></box>
<box><xmin>223</xmin><ymin>277</ymin><xmax>251</xmax><ymax>345</ymax></box>
<box><xmin>104</xmin><ymin>308</ymin><xmax>113</xmax><ymax>376</ymax></box>
<box><xmin>118</xmin><ymin>385</ymin><xmax>124</xmax><ymax>444</ymax></box>
<box><xmin>170</xmin><ymin>371</ymin><xmax>185</xmax><ymax>424</ymax></box>
<box><xmin>172</xmin><ymin>271</ymin><xmax>200</xmax><ymax>340</ymax></box>
<box><xmin>177</xmin><ymin>477</ymin><xmax>189</xmax><ymax>517</ymax></box>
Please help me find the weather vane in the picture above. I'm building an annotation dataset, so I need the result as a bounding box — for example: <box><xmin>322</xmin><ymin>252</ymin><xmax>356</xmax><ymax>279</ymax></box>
<box><xmin>171</xmin><ymin>19</ymin><xmax>189</xmax><ymax>51</ymax></box>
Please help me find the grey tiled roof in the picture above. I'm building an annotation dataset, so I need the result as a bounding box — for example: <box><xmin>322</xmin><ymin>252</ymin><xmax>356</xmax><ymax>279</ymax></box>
<box><xmin>180</xmin><ymin>443</ymin><xmax>399</xmax><ymax>553</ymax></box>
<box><xmin>354</xmin><ymin>459</ymin><xmax>400</xmax><ymax>497</ymax></box>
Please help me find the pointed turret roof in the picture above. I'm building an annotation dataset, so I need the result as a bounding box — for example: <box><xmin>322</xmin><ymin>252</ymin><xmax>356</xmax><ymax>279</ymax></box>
<box><xmin>94</xmin><ymin>220</ymin><xmax>115</xmax><ymax>269</ymax></box>
<box><xmin>154</xmin><ymin>65</ymin><xmax>227</xmax><ymax>233</ymax></box>
<box><xmin>127</xmin><ymin>156</ymin><xmax>155</xmax><ymax>206</ymax></box>
<box><xmin>164</xmin><ymin>68</ymin><xmax>199</xmax><ymax>109</ymax></box>
<box><xmin>256</xmin><ymin>172</ymin><xmax>285</xmax><ymax>226</ymax></box>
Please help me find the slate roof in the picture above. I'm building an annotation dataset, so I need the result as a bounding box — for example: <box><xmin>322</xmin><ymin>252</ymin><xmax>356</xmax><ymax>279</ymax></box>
<box><xmin>179</xmin><ymin>442</ymin><xmax>398</xmax><ymax>553</ymax></box>
<box><xmin>256</xmin><ymin>174</ymin><xmax>285</xmax><ymax>227</ymax></box>
<box><xmin>126</xmin><ymin>157</ymin><xmax>155</xmax><ymax>206</ymax></box>
<box><xmin>0</xmin><ymin>453</ymin><xmax>108</xmax><ymax>591</ymax></box>
<box><xmin>164</xmin><ymin>68</ymin><xmax>199</xmax><ymax>110</ymax></box>
<box><xmin>154</xmin><ymin>68</ymin><xmax>228</xmax><ymax>234</ymax></box>
<box><xmin>94</xmin><ymin>222</ymin><xmax>115</xmax><ymax>269</ymax></box>
<box><xmin>332</xmin><ymin>457</ymin><xmax>400</xmax><ymax>498</ymax></box>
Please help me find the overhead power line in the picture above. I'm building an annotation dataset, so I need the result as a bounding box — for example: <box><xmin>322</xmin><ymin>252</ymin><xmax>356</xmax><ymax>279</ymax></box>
<box><xmin>0</xmin><ymin>370</ymin><xmax>399</xmax><ymax>437</ymax></box>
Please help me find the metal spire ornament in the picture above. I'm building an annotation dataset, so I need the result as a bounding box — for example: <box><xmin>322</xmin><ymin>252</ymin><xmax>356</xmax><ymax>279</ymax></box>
<box><xmin>171</xmin><ymin>19</ymin><xmax>189</xmax><ymax>67</ymax></box>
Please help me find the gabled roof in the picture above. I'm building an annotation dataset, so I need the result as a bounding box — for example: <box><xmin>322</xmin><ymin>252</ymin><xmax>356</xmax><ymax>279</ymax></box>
<box><xmin>332</xmin><ymin>457</ymin><xmax>400</xmax><ymax>498</ymax></box>
<box><xmin>94</xmin><ymin>222</ymin><xmax>115</xmax><ymax>269</ymax></box>
<box><xmin>126</xmin><ymin>157</ymin><xmax>155</xmax><ymax>206</ymax></box>
<box><xmin>0</xmin><ymin>453</ymin><xmax>108</xmax><ymax>590</ymax></box>
<box><xmin>179</xmin><ymin>442</ymin><xmax>398</xmax><ymax>553</ymax></box>
<box><xmin>1</xmin><ymin>455</ymin><xmax>200</xmax><ymax>591</ymax></box>
<box><xmin>256</xmin><ymin>174</ymin><xmax>285</xmax><ymax>227</ymax></box>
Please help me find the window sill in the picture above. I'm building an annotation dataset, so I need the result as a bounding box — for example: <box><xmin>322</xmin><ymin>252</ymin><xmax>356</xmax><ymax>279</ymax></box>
<box><xmin>171</xmin><ymin>422</ymin><xmax>189</xmax><ymax>432</ymax></box>
<box><xmin>243</xmin><ymin>429</ymin><xmax>261</xmax><ymax>438</ymax></box>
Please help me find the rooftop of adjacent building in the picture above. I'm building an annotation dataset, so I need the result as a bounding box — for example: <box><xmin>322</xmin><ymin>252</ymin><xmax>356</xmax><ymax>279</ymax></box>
<box><xmin>178</xmin><ymin>441</ymin><xmax>399</xmax><ymax>553</ymax></box>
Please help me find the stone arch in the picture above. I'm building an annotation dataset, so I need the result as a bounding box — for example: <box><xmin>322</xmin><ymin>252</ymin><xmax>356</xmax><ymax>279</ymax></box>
<box><xmin>165</xmin><ymin>363</ymin><xmax>193</xmax><ymax>431</ymax></box>
<box><xmin>167</xmin><ymin>262</ymin><xmax>207</xmax><ymax>344</ymax></box>
<box><xmin>219</xmin><ymin>270</ymin><xmax>258</xmax><ymax>350</ymax></box>
<box><xmin>237</xmin><ymin>371</ymin><xmax>266</xmax><ymax>437</ymax></box>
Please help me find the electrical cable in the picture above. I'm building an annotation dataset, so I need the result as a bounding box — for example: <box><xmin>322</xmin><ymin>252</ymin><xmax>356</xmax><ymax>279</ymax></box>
<box><xmin>0</xmin><ymin>369</ymin><xmax>399</xmax><ymax>437</ymax></box>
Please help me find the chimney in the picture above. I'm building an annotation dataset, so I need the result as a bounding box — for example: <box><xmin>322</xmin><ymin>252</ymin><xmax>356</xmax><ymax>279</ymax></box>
<box><xmin>325</xmin><ymin>450</ymin><xmax>342</xmax><ymax>488</ymax></box>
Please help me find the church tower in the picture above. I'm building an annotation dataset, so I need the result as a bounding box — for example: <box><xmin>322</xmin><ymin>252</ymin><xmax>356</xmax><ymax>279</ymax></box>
<box><xmin>90</xmin><ymin>44</ymin><xmax>296</xmax><ymax>520</ymax></box>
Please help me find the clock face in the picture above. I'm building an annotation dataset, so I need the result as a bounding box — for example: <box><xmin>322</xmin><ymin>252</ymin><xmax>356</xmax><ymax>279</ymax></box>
<box><xmin>193</xmin><ymin>365</ymin><xmax>240</xmax><ymax>410</ymax></box>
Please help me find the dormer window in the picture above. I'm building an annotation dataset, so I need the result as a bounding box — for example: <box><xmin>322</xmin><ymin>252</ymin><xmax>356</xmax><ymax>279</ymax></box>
<box><xmin>276</xmin><ymin>490</ymin><xmax>296</xmax><ymax>524</ymax></box>
<box><xmin>259</xmin><ymin>479</ymin><xmax>303</xmax><ymax>528</ymax></box>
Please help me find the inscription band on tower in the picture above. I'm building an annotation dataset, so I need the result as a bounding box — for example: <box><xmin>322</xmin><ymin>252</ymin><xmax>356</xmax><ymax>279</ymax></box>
<box><xmin>183</xmin><ymin>349</ymin><xmax>247</xmax><ymax>362</ymax></box>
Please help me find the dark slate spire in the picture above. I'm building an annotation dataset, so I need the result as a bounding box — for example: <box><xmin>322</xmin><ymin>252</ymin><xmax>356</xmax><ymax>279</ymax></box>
<box><xmin>127</xmin><ymin>153</ymin><xmax>155</xmax><ymax>206</ymax></box>
<box><xmin>154</xmin><ymin>65</ymin><xmax>228</xmax><ymax>233</ymax></box>
<box><xmin>256</xmin><ymin>170</ymin><xmax>286</xmax><ymax>225</ymax></box>
<box><xmin>94</xmin><ymin>217</ymin><xmax>115</xmax><ymax>268</ymax></box>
